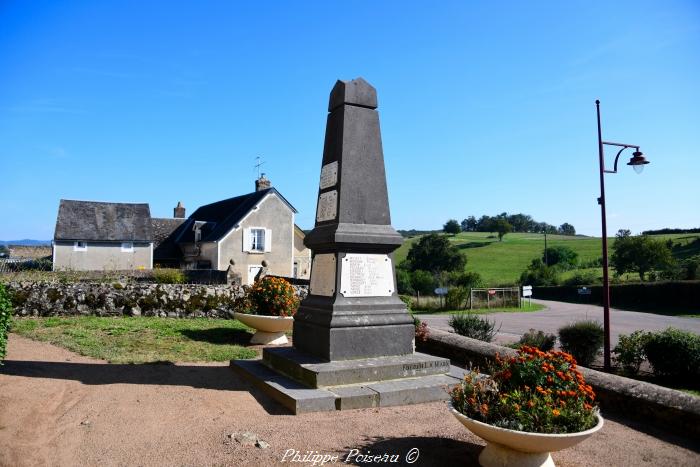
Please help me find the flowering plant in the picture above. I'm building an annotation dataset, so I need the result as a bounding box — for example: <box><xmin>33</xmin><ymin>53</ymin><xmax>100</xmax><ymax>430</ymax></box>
<box><xmin>246</xmin><ymin>277</ymin><xmax>299</xmax><ymax>317</ymax></box>
<box><xmin>450</xmin><ymin>346</ymin><xmax>598</xmax><ymax>434</ymax></box>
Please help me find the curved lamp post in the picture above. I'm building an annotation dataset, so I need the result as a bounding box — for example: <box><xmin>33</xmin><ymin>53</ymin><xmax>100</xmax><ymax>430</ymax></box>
<box><xmin>596</xmin><ymin>99</ymin><xmax>649</xmax><ymax>371</ymax></box>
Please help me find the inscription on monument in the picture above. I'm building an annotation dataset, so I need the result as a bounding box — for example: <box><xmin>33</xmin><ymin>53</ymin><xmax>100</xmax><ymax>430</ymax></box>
<box><xmin>316</xmin><ymin>190</ymin><xmax>338</xmax><ymax>222</ymax></box>
<box><xmin>402</xmin><ymin>361</ymin><xmax>450</xmax><ymax>371</ymax></box>
<box><xmin>340</xmin><ymin>254</ymin><xmax>394</xmax><ymax>297</ymax></box>
<box><xmin>319</xmin><ymin>161</ymin><xmax>338</xmax><ymax>190</ymax></box>
<box><xmin>310</xmin><ymin>254</ymin><xmax>336</xmax><ymax>297</ymax></box>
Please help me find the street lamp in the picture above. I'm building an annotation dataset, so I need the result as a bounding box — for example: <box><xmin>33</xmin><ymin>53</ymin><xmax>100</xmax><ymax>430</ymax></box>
<box><xmin>595</xmin><ymin>99</ymin><xmax>649</xmax><ymax>372</ymax></box>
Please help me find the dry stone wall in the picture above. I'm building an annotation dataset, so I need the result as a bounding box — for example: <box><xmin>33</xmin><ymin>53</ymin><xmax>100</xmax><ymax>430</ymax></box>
<box><xmin>5</xmin><ymin>282</ymin><xmax>302</xmax><ymax>319</ymax></box>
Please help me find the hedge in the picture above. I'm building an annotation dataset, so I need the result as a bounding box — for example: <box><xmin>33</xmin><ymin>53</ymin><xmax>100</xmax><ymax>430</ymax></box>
<box><xmin>533</xmin><ymin>281</ymin><xmax>700</xmax><ymax>312</ymax></box>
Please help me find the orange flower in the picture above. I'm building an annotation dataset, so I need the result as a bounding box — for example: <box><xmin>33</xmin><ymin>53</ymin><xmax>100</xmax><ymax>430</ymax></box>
<box><xmin>552</xmin><ymin>409</ymin><xmax>560</xmax><ymax>417</ymax></box>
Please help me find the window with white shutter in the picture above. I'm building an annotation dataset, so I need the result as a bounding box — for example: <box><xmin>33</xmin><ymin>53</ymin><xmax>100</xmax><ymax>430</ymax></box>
<box><xmin>244</xmin><ymin>228</ymin><xmax>269</xmax><ymax>253</ymax></box>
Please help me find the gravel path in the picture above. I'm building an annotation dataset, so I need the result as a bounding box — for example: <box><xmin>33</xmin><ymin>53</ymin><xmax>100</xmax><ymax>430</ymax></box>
<box><xmin>1</xmin><ymin>334</ymin><xmax>698</xmax><ymax>466</ymax></box>
<box><xmin>419</xmin><ymin>299</ymin><xmax>700</xmax><ymax>346</ymax></box>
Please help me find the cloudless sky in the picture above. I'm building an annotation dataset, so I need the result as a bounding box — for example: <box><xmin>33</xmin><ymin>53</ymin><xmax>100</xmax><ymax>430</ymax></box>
<box><xmin>1</xmin><ymin>0</ymin><xmax>698</xmax><ymax>240</ymax></box>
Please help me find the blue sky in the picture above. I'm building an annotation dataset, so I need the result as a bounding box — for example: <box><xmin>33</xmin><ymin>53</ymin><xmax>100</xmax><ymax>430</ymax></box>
<box><xmin>1</xmin><ymin>1</ymin><xmax>698</xmax><ymax>239</ymax></box>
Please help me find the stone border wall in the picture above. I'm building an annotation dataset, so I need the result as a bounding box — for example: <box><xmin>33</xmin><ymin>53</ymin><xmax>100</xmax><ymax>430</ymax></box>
<box><xmin>417</xmin><ymin>328</ymin><xmax>700</xmax><ymax>441</ymax></box>
<box><xmin>6</xmin><ymin>281</ymin><xmax>245</xmax><ymax>318</ymax></box>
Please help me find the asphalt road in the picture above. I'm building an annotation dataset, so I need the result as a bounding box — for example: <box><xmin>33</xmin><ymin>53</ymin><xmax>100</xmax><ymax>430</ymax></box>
<box><xmin>418</xmin><ymin>299</ymin><xmax>700</xmax><ymax>347</ymax></box>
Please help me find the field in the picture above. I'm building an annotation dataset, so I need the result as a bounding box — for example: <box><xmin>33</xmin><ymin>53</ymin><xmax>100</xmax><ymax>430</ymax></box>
<box><xmin>395</xmin><ymin>232</ymin><xmax>700</xmax><ymax>286</ymax></box>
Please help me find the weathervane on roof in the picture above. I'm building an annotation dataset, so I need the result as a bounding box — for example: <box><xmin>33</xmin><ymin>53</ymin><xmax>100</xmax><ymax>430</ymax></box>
<box><xmin>254</xmin><ymin>156</ymin><xmax>266</xmax><ymax>178</ymax></box>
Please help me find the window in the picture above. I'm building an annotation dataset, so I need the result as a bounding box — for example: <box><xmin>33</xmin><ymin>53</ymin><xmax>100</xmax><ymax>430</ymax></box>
<box><xmin>244</xmin><ymin>227</ymin><xmax>271</xmax><ymax>253</ymax></box>
<box><xmin>121</xmin><ymin>242</ymin><xmax>134</xmax><ymax>252</ymax></box>
<box><xmin>74</xmin><ymin>241</ymin><xmax>87</xmax><ymax>251</ymax></box>
<box><xmin>251</xmin><ymin>228</ymin><xmax>265</xmax><ymax>252</ymax></box>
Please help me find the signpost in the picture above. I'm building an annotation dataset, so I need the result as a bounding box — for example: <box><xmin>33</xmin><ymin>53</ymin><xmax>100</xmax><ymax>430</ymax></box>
<box><xmin>435</xmin><ymin>287</ymin><xmax>448</xmax><ymax>308</ymax></box>
<box><xmin>522</xmin><ymin>285</ymin><xmax>533</xmax><ymax>307</ymax></box>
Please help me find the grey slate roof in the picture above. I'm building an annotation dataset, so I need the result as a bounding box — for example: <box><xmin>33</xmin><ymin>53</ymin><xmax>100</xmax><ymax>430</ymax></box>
<box><xmin>177</xmin><ymin>188</ymin><xmax>297</xmax><ymax>243</ymax></box>
<box><xmin>152</xmin><ymin>217</ymin><xmax>187</xmax><ymax>261</ymax></box>
<box><xmin>54</xmin><ymin>200</ymin><xmax>153</xmax><ymax>242</ymax></box>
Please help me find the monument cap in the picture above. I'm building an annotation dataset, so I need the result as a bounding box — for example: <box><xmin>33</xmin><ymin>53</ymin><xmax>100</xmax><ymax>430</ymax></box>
<box><xmin>328</xmin><ymin>77</ymin><xmax>378</xmax><ymax>112</ymax></box>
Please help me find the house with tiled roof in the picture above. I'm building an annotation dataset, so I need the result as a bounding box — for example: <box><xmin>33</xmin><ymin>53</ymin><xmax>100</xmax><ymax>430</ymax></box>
<box><xmin>165</xmin><ymin>175</ymin><xmax>308</xmax><ymax>284</ymax></box>
<box><xmin>53</xmin><ymin>176</ymin><xmax>311</xmax><ymax>281</ymax></box>
<box><xmin>53</xmin><ymin>200</ymin><xmax>153</xmax><ymax>271</ymax></box>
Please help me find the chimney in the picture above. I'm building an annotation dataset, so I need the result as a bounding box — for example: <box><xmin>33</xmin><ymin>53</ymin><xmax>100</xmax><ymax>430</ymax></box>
<box><xmin>174</xmin><ymin>201</ymin><xmax>186</xmax><ymax>218</ymax></box>
<box><xmin>255</xmin><ymin>173</ymin><xmax>271</xmax><ymax>192</ymax></box>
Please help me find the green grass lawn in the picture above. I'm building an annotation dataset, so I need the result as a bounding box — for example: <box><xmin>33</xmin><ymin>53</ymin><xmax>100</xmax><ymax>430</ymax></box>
<box><xmin>10</xmin><ymin>316</ymin><xmax>258</xmax><ymax>363</ymax></box>
<box><xmin>412</xmin><ymin>302</ymin><xmax>544</xmax><ymax>315</ymax></box>
<box><xmin>395</xmin><ymin>232</ymin><xmax>700</xmax><ymax>286</ymax></box>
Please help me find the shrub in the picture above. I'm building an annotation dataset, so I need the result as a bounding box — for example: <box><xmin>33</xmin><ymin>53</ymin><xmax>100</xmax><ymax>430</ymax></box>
<box><xmin>447</xmin><ymin>271</ymin><xmax>484</xmax><ymax>289</ymax></box>
<box><xmin>450</xmin><ymin>347</ymin><xmax>598</xmax><ymax>434</ymax></box>
<box><xmin>643</xmin><ymin>328</ymin><xmax>700</xmax><ymax>380</ymax></box>
<box><xmin>612</xmin><ymin>330</ymin><xmax>651</xmax><ymax>376</ymax></box>
<box><xmin>0</xmin><ymin>283</ymin><xmax>12</xmax><ymax>364</ymax></box>
<box><xmin>445</xmin><ymin>286</ymin><xmax>469</xmax><ymax>310</ymax></box>
<box><xmin>246</xmin><ymin>276</ymin><xmax>300</xmax><ymax>317</ymax></box>
<box><xmin>410</xmin><ymin>270</ymin><xmax>436</xmax><ymax>295</ymax></box>
<box><xmin>396</xmin><ymin>268</ymin><xmax>414</xmax><ymax>295</ymax></box>
<box><xmin>153</xmin><ymin>268</ymin><xmax>185</xmax><ymax>284</ymax></box>
<box><xmin>562</xmin><ymin>270</ymin><xmax>600</xmax><ymax>286</ymax></box>
<box><xmin>520</xmin><ymin>259</ymin><xmax>559</xmax><ymax>286</ymax></box>
<box><xmin>558</xmin><ymin>321</ymin><xmax>604</xmax><ymax>367</ymax></box>
<box><xmin>413</xmin><ymin>315</ymin><xmax>429</xmax><ymax>343</ymax></box>
<box><xmin>449</xmin><ymin>312</ymin><xmax>499</xmax><ymax>342</ymax></box>
<box><xmin>543</xmin><ymin>246</ymin><xmax>579</xmax><ymax>269</ymax></box>
<box><xmin>517</xmin><ymin>329</ymin><xmax>557</xmax><ymax>351</ymax></box>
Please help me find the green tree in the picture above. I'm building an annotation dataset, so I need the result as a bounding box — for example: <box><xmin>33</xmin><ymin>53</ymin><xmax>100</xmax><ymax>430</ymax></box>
<box><xmin>542</xmin><ymin>246</ymin><xmax>578</xmax><ymax>269</ymax></box>
<box><xmin>461</xmin><ymin>216</ymin><xmax>478</xmax><ymax>232</ymax></box>
<box><xmin>406</xmin><ymin>234</ymin><xmax>466</xmax><ymax>274</ymax></box>
<box><xmin>558</xmin><ymin>223</ymin><xmax>576</xmax><ymax>236</ymax></box>
<box><xmin>443</xmin><ymin>219</ymin><xmax>461</xmax><ymax>236</ymax></box>
<box><xmin>493</xmin><ymin>218</ymin><xmax>512</xmax><ymax>241</ymax></box>
<box><xmin>611</xmin><ymin>232</ymin><xmax>674</xmax><ymax>281</ymax></box>
<box><xmin>410</xmin><ymin>270</ymin><xmax>437</xmax><ymax>295</ymax></box>
<box><xmin>396</xmin><ymin>268</ymin><xmax>414</xmax><ymax>295</ymax></box>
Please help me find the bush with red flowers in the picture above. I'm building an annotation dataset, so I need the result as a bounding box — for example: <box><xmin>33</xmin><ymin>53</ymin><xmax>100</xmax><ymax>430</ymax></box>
<box><xmin>450</xmin><ymin>346</ymin><xmax>598</xmax><ymax>434</ymax></box>
<box><xmin>245</xmin><ymin>277</ymin><xmax>300</xmax><ymax>317</ymax></box>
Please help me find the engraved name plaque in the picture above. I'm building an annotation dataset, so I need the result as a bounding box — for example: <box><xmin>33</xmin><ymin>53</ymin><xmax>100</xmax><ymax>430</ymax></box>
<box><xmin>319</xmin><ymin>161</ymin><xmax>338</xmax><ymax>190</ymax></box>
<box><xmin>316</xmin><ymin>190</ymin><xmax>338</xmax><ymax>222</ymax></box>
<box><xmin>340</xmin><ymin>253</ymin><xmax>394</xmax><ymax>297</ymax></box>
<box><xmin>310</xmin><ymin>254</ymin><xmax>336</xmax><ymax>297</ymax></box>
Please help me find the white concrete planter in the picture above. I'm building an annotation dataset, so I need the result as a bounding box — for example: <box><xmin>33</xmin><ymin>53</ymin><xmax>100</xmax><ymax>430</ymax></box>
<box><xmin>448</xmin><ymin>402</ymin><xmax>603</xmax><ymax>467</ymax></box>
<box><xmin>233</xmin><ymin>312</ymin><xmax>294</xmax><ymax>345</ymax></box>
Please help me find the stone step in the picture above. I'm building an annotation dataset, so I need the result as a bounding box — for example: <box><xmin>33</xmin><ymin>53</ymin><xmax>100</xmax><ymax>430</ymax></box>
<box><xmin>262</xmin><ymin>347</ymin><xmax>452</xmax><ymax>388</ymax></box>
<box><xmin>230</xmin><ymin>358</ymin><xmax>466</xmax><ymax>414</ymax></box>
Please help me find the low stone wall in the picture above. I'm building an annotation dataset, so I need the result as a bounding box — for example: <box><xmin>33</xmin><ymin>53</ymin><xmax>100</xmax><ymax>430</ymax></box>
<box><xmin>5</xmin><ymin>281</ymin><xmax>246</xmax><ymax>318</ymax></box>
<box><xmin>417</xmin><ymin>328</ymin><xmax>700</xmax><ymax>441</ymax></box>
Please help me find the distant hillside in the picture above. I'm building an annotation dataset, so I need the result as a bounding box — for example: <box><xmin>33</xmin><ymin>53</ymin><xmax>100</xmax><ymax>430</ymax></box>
<box><xmin>397</xmin><ymin>229</ymin><xmax>441</xmax><ymax>238</ymax></box>
<box><xmin>0</xmin><ymin>239</ymin><xmax>52</xmax><ymax>246</ymax></box>
<box><xmin>395</xmin><ymin>231</ymin><xmax>700</xmax><ymax>286</ymax></box>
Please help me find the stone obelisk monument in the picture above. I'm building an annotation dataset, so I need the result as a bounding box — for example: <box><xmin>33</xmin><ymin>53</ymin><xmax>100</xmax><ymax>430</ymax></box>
<box><xmin>230</xmin><ymin>78</ymin><xmax>461</xmax><ymax>414</ymax></box>
<box><xmin>293</xmin><ymin>77</ymin><xmax>414</xmax><ymax>361</ymax></box>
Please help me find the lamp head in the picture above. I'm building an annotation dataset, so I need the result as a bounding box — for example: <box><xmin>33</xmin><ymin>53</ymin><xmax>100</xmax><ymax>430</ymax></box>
<box><xmin>627</xmin><ymin>150</ymin><xmax>649</xmax><ymax>174</ymax></box>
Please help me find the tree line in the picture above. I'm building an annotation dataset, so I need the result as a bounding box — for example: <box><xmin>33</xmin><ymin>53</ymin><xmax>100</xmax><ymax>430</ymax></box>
<box><xmin>443</xmin><ymin>213</ymin><xmax>576</xmax><ymax>240</ymax></box>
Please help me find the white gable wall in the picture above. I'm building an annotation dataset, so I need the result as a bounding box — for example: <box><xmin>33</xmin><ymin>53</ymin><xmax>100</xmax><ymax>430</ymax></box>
<box><xmin>216</xmin><ymin>193</ymin><xmax>294</xmax><ymax>284</ymax></box>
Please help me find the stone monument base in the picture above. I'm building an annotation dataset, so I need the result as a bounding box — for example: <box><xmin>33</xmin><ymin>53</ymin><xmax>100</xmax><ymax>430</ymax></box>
<box><xmin>230</xmin><ymin>347</ymin><xmax>465</xmax><ymax>414</ymax></box>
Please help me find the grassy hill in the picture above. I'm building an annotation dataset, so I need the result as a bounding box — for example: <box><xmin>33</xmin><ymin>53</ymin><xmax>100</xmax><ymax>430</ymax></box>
<box><xmin>394</xmin><ymin>232</ymin><xmax>700</xmax><ymax>286</ymax></box>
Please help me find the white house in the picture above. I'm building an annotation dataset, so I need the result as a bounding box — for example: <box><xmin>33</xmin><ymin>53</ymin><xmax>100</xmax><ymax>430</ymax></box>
<box><xmin>53</xmin><ymin>200</ymin><xmax>153</xmax><ymax>271</ymax></box>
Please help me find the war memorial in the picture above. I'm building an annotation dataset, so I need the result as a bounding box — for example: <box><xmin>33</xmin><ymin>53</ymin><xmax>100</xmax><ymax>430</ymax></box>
<box><xmin>231</xmin><ymin>78</ymin><xmax>464</xmax><ymax>413</ymax></box>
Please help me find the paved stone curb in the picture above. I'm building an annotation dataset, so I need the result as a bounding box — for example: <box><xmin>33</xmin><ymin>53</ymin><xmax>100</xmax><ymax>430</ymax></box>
<box><xmin>417</xmin><ymin>328</ymin><xmax>700</xmax><ymax>441</ymax></box>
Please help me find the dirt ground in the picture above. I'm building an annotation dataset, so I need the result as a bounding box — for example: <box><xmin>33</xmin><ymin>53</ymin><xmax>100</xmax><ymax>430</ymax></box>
<box><xmin>0</xmin><ymin>334</ymin><xmax>698</xmax><ymax>467</ymax></box>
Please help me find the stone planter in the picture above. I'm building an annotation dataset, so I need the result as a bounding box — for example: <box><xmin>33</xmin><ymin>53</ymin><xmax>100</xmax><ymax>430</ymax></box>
<box><xmin>448</xmin><ymin>402</ymin><xmax>603</xmax><ymax>467</ymax></box>
<box><xmin>233</xmin><ymin>312</ymin><xmax>294</xmax><ymax>345</ymax></box>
